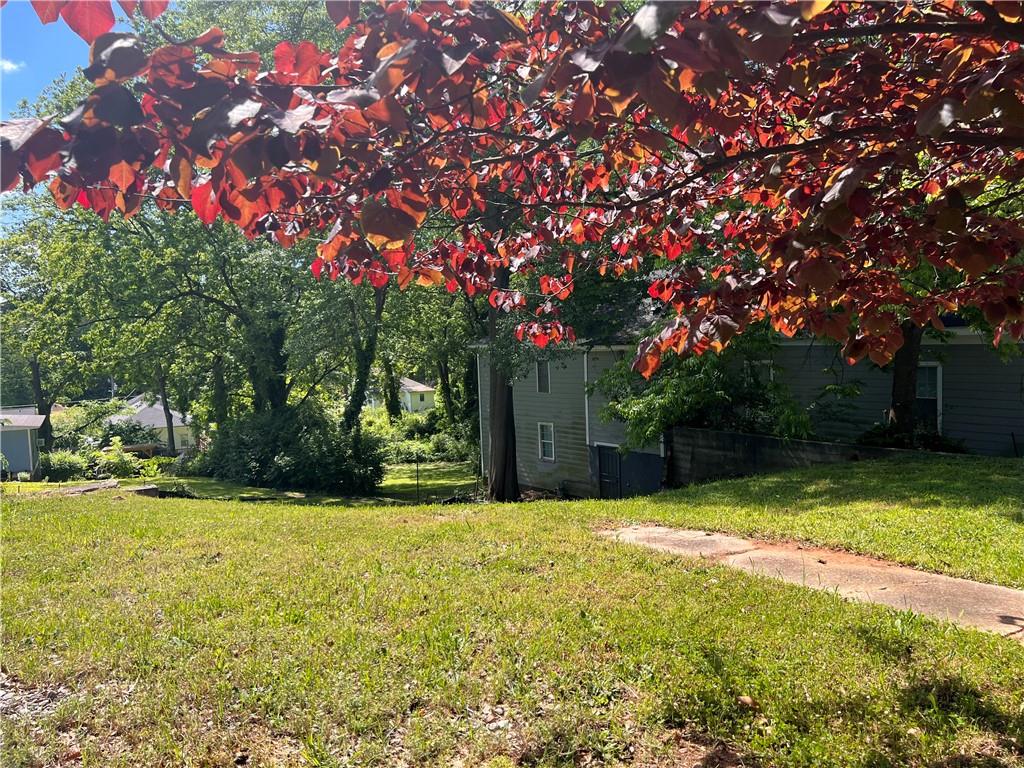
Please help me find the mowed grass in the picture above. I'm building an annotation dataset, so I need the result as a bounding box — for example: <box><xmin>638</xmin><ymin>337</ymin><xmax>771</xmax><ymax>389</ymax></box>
<box><xmin>2</xmin><ymin>457</ymin><xmax>1023</xmax><ymax>767</ymax></box>
<box><xmin>628</xmin><ymin>455</ymin><xmax>1024</xmax><ymax>588</ymax></box>
<box><xmin>1</xmin><ymin>462</ymin><xmax>478</xmax><ymax>506</ymax></box>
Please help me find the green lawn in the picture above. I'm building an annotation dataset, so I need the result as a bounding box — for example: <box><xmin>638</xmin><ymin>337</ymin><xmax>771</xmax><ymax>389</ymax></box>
<box><xmin>625</xmin><ymin>455</ymin><xmax>1024</xmax><ymax>589</ymax></box>
<box><xmin>379</xmin><ymin>461</ymin><xmax>480</xmax><ymax>503</ymax></box>
<box><xmin>3</xmin><ymin>456</ymin><xmax>1023</xmax><ymax>767</ymax></box>
<box><xmin>1</xmin><ymin>462</ymin><xmax>479</xmax><ymax>506</ymax></box>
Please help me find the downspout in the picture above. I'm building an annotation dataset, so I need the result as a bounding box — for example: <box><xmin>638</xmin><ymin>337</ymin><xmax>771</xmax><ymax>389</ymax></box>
<box><xmin>476</xmin><ymin>352</ymin><xmax>485</xmax><ymax>479</ymax></box>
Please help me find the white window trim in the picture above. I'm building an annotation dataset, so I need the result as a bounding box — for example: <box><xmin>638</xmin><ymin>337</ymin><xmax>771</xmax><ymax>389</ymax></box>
<box><xmin>918</xmin><ymin>361</ymin><xmax>943</xmax><ymax>433</ymax></box>
<box><xmin>536</xmin><ymin>359</ymin><xmax>551</xmax><ymax>394</ymax></box>
<box><xmin>538</xmin><ymin>421</ymin><xmax>556</xmax><ymax>462</ymax></box>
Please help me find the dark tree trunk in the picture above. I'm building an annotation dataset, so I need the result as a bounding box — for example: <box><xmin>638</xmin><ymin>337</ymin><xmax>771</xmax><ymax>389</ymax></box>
<box><xmin>29</xmin><ymin>358</ymin><xmax>54</xmax><ymax>451</ymax></box>
<box><xmin>211</xmin><ymin>355</ymin><xmax>229</xmax><ymax>426</ymax></box>
<box><xmin>437</xmin><ymin>355</ymin><xmax>456</xmax><ymax>419</ymax></box>
<box><xmin>247</xmin><ymin>316</ymin><xmax>289</xmax><ymax>413</ymax></box>
<box><xmin>381</xmin><ymin>352</ymin><xmax>402</xmax><ymax>420</ymax></box>
<box><xmin>487</xmin><ymin>372</ymin><xmax>520</xmax><ymax>501</ymax></box>
<box><xmin>889</xmin><ymin>319</ymin><xmax>924</xmax><ymax>436</ymax></box>
<box><xmin>155</xmin><ymin>363</ymin><xmax>176</xmax><ymax>454</ymax></box>
<box><xmin>486</xmin><ymin>266</ymin><xmax>519</xmax><ymax>501</ymax></box>
<box><xmin>342</xmin><ymin>286</ymin><xmax>388</xmax><ymax>432</ymax></box>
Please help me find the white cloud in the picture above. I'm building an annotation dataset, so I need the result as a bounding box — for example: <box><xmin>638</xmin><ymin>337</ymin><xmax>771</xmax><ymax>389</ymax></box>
<box><xmin>0</xmin><ymin>59</ymin><xmax>25</xmax><ymax>73</ymax></box>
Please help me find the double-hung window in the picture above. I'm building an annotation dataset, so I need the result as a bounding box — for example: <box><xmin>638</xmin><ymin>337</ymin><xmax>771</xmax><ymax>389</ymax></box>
<box><xmin>916</xmin><ymin>363</ymin><xmax>942</xmax><ymax>432</ymax></box>
<box><xmin>536</xmin><ymin>360</ymin><xmax>550</xmax><ymax>394</ymax></box>
<box><xmin>538</xmin><ymin>422</ymin><xmax>555</xmax><ymax>461</ymax></box>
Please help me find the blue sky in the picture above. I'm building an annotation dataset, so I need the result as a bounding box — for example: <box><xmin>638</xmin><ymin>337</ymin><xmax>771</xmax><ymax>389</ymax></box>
<box><xmin>0</xmin><ymin>1</ymin><xmax>94</xmax><ymax>119</ymax></box>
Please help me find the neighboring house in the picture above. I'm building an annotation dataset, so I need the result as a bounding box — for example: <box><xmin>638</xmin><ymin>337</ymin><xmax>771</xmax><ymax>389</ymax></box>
<box><xmin>400</xmin><ymin>378</ymin><xmax>436</xmax><ymax>413</ymax></box>
<box><xmin>0</xmin><ymin>414</ymin><xmax>45</xmax><ymax>478</ymax></box>
<box><xmin>477</xmin><ymin>347</ymin><xmax>665</xmax><ymax>499</ymax></box>
<box><xmin>476</xmin><ymin>329</ymin><xmax>1024</xmax><ymax>498</ymax></box>
<box><xmin>0</xmin><ymin>405</ymin><xmax>40</xmax><ymax>416</ymax></box>
<box><xmin>773</xmin><ymin>330</ymin><xmax>1024</xmax><ymax>454</ymax></box>
<box><xmin>108</xmin><ymin>394</ymin><xmax>193</xmax><ymax>453</ymax></box>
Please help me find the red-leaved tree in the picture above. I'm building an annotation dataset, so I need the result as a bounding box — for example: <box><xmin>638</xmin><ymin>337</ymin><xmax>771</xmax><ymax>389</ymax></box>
<box><xmin>3</xmin><ymin>0</ymin><xmax>1023</xmax><ymax>496</ymax></box>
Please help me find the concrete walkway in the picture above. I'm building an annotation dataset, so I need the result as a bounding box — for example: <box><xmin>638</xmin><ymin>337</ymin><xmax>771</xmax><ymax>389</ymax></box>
<box><xmin>603</xmin><ymin>526</ymin><xmax>1024</xmax><ymax>642</ymax></box>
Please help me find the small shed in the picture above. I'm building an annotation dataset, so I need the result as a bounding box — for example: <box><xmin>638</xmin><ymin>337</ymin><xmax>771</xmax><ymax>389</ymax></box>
<box><xmin>0</xmin><ymin>414</ymin><xmax>45</xmax><ymax>478</ymax></box>
<box><xmin>400</xmin><ymin>378</ymin><xmax>436</xmax><ymax>413</ymax></box>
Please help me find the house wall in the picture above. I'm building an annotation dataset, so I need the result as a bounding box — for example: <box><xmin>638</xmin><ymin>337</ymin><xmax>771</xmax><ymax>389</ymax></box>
<box><xmin>586</xmin><ymin>350</ymin><xmax>662</xmax><ymax>455</ymax></box>
<box><xmin>477</xmin><ymin>350</ymin><xmax>663</xmax><ymax>497</ymax></box>
<box><xmin>155</xmin><ymin>426</ymin><xmax>194</xmax><ymax>452</ymax></box>
<box><xmin>772</xmin><ymin>340</ymin><xmax>1024</xmax><ymax>456</ymax></box>
<box><xmin>516</xmin><ymin>355</ymin><xmax>593</xmax><ymax>496</ymax></box>
<box><xmin>0</xmin><ymin>428</ymin><xmax>39</xmax><ymax>476</ymax></box>
<box><xmin>402</xmin><ymin>390</ymin><xmax>435</xmax><ymax>413</ymax></box>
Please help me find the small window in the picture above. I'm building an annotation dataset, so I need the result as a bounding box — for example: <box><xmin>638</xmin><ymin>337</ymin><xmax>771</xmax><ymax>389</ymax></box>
<box><xmin>538</xmin><ymin>422</ymin><xmax>555</xmax><ymax>461</ymax></box>
<box><xmin>419</xmin><ymin>393</ymin><xmax>425</xmax><ymax>402</ymax></box>
<box><xmin>916</xmin><ymin>363</ymin><xmax>941</xmax><ymax>432</ymax></box>
<box><xmin>536</xmin><ymin>360</ymin><xmax>550</xmax><ymax>394</ymax></box>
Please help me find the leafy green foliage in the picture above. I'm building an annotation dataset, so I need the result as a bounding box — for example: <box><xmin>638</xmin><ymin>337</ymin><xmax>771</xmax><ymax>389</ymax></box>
<box><xmin>362</xmin><ymin>407</ymin><xmax>474</xmax><ymax>464</ymax></box>
<box><xmin>39</xmin><ymin>450</ymin><xmax>89</xmax><ymax>482</ymax></box>
<box><xmin>100</xmin><ymin>419</ymin><xmax>159</xmax><ymax>448</ymax></box>
<box><xmin>198</xmin><ymin>405</ymin><xmax>384</xmax><ymax>493</ymax></box>
<box><xmin>139</xmin><ymin>456</ymin><xmax>176</xmax><ymax>479</ymax></box>
<box><xmin>597</xmin><ymin>330</ymin><xmax>813</xmax><ymax>449</ymax></box>
<box><xmin>93</xmin><ymin>438</ymin><xmax>143</xmax><ymax>478</ymax></box>
<box><xmin>50</xmin><ymin>400</ymin><xmax>129</xmax><ymax>451</ymax></box>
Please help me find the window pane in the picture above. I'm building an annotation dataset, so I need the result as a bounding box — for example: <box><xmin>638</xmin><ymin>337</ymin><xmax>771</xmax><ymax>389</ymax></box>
<box><xmin>539</xmin><ymin>423</ymin><xmax>554</xmax><ymax>460</ymax></box>
<box><xmin>917</xmin><ymin>366</ymin><xmax>937</xmax><ymax>398</ymax></box>
<box><xmin>537</xmin><ymin>360</ymin><xmax>550</xmax><ymax>393</ymax></box>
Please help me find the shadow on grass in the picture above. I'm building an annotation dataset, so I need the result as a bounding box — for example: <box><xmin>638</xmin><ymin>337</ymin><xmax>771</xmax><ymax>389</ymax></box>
<box><xmin>148</xmin><ymin>462</ymin><xmax>480</xmax><ymax>507</ymax></box>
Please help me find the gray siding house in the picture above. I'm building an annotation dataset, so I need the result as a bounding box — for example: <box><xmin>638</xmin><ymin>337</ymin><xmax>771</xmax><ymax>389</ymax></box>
<box><xmin>477</xmin><ymin>347</ymin><xmax>664</xmax><ymax>498</ymax></box>
<box><xmin>0</xmin><ymin>414</ymin><xmax>45</xmax><ymax>478</ymax></box>
<box><xmin>476</xmin><ymin>330</ymin><xmax>1024</xmax><ymax>498</ymax></box>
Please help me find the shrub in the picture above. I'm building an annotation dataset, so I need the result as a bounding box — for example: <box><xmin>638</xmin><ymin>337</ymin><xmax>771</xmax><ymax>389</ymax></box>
<box><xmin>198</xmin><ymin>405</ymin><xmax>385</xmax><ymax>493</ymax></box>
<box><xmin>94</xmin><ymin>438</ymin><xmax>143</xmax><ymax>478</ymax></box>
<box><xmin>101</xmin><ymin>419</ymin><xmax>159</xmax><ymax>448</ymax></box>
<box><xmin>362</xmin><ymin>406</ymin><xmax>474</xmax><ymax>464</ymax></box>
<box><xmin>40</xmin><ymin>450</ymin><xmax>89</xmax><ymax>482</ymax></box>
<box><xmin>140</xmin><ymin>456</ymin><xmax>176</xmax><ymax>479</ymax></box>
<box><xmin>16</xmin><ymin>472</ymin><xmax>31</xmax><ymax>482</ymax></box>
<box><xmin>428</xmin><ymin>431</ymin><xmax>473</xmax><ymax>462</ymax></box>
<box><xmin>390</xmin><ymin>437</ymin><xmax>433</xmax><ymax>463</ymax></box>
<box><xmin>398</xmin><ymin>410</ymin><xmax>438</xmax><ymax>439</ymax></box>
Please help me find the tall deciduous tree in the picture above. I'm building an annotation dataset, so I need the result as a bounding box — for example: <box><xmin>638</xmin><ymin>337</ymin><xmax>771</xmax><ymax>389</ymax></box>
<box><xmin>1</xmin><ymin>215</ymin><xmax>97</xmax><ymax>449</ymax></box>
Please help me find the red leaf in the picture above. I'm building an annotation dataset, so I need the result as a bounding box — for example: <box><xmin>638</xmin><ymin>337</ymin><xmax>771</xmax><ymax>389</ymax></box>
<box><xmin>139</xmin><ymin>0</ymin><xmax>167</xmax><ymax>19</ymax></box>
<box><xmin>30</xmin><ymin>0</ymin><xmax>66</xmax><ymax>24</ymax></box>
<box><xmin>109</xmin><ymin>160</ymin><xmax>135</xmax><ymax>192</ymax></box>
<box><xmin>116</xmin><ymin>0</ymin><xmax>136</xmax><ymax>15</ymax></box>
<box><xmin>311</xmin><ymin>257</ymin><xmax>325</xmax><ymax>279</ymax></box>
<box><xmin>325</xmin><ymin>0</ymin><xmax>360</xmax><ymax>29</ymax></box>
<box><xmin>191</xmin><ymin>180</ymin><xmax>221</xmax><ymax>225</ymax></box>
<box><xmin>60</xmin><ymin>0</ymin><xmax>115</xmax><ymax>43</ymax></box>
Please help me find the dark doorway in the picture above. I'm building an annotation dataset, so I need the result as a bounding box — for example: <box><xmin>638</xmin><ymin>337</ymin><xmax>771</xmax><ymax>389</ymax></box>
<box><xmin>598</xmin><ymin>446</ymin><xmax>622</xmax><ymax>499</ymax></box>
